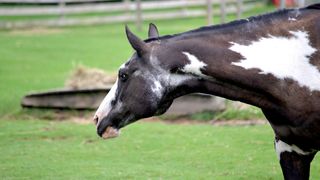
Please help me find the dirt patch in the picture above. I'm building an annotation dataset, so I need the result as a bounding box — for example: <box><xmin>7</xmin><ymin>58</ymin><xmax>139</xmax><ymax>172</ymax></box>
<box><xmin>142</xmin><ymin>117</ymin><xmax>207</xmax><ymax>125</ymax></box>
<box><xmin>9</xmin><ymin>28</ymin><xmax>64</xmax><ymax>36</ymax></box>
<box><xmin>59</xmin><ymin>115</ymin><xmax>266</xmax><ymax>126</ymax></box>
<box><xmin>82</xmin><ymin>139</ymin><xmax>98</xmax><ymax>144</ymax></box>
<box><xmin>70</xmin><ymin>116</ymin><xmax>94</xmax><ymax>125</ymax></box>
<box><xmin>142</xmin><ymin>117</ymin><xmax>267</xmax><ymax>126</ymax></box>
<box><xmin>20</xmin><ymin>136</ymin><xmax>69</xmax><ymax>141</ymax></box>
<box><xmin>210</xmin><ymin>119</ymin><xmax>267</xmax><ymax>126</ymax></box>
<box><xmin>40</xmin><ymin>136</ymin><xmax>69</xmax><ymax>141</ymax></box>
<box><xmin>41</xmin><ymin>127</ymin><xmax>56</xmax><ymax>131</ymax></box>
<box><xmin>11</xmin><ymin>109</ymin><xmax>266</xmax><ymax>127</ymax></box>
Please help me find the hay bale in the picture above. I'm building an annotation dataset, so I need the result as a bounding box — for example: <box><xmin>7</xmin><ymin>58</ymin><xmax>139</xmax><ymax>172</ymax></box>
<box><xmin>65</xmin><ymin>65</ymin><xmax>116</xmax><ymax>89</ymax></box>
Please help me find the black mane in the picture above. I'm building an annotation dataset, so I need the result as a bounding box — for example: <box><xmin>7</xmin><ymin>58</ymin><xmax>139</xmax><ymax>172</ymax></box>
<box><xmin>146</xmin><ymin>4</ymin><xmax>320</xmax><ymax>43</ymax></box>
<box><xmin>145</xmin><ymin>8</ymin><xmax>293</xmax><ymax>43</ymax></box>
<box><xmin>184</xmin><ymin>9</ymin><xmax>291</xmax><ymax>33</ymax></box>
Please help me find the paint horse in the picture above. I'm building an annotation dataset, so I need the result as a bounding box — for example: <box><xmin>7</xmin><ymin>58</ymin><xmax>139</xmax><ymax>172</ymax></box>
<box><xmin>94</xmin><ymin>4</ymin><xmax>320</xmax><ymax>180</ymax></box>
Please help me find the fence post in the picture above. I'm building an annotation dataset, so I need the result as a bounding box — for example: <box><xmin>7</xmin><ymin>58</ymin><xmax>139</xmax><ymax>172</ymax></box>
<box><xmin>135</xmin><ymin>0</ymin><xmax>142</xmax><ymax>31</ymax></box>
<box><xmin>181</xmin><ymin>0</ymin><xmax>187</xmax><ymax>14</ymax></box>
<box><xmin>297</xmin><ymin>0</ymin><xmax>305</xmax><ymax>7</ymax></box>
<box><xmin>236</xmin><ymin>0</ymin><xmax>242</xmax><ymax>20</ymax></box>
<box><xmin>124</xmin><ymin>0</ymin><xmax>131</xmax><ymax>23</ymax></box>
<box><xmin>59</xmin><ymin>0</ymin><xmax>66</xmax><ymax>21</ymax></box>
<box><xmin>206</xmin><ymin>0</ymin><xmax>213</xmax><ymax>25</ymax></box>
<box><xmin>220</xmin><ymin>0</ymin><xmax>226</xmax><ymax>23</ymax></box>
<box><xmin>279</xmin><ymin>0</ymin><xmax>286</xmax><ymax>9</ymax></box>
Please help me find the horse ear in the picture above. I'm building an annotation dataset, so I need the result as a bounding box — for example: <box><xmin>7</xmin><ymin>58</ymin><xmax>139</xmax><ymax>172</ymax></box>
<box><xmin>148</xmin><ymin>23</ymin><xmax>159</xmax><ymax>38</ymax></box>
<box><xmin>125</xmin><ymin>25</ymin><xmax>148</xmax><ymax>56</ymax></box>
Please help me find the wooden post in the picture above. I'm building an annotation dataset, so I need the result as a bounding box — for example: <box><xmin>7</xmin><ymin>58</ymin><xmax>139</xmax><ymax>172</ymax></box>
<box><xmin>206</xmin><ymin>0</ymin><xmax>213</xmax><ymax>25</ymax></box>
<box><xmin>220</xmin><ymin>0</ymin><xmax>226</xmax><ymax>23</ymax></box>
<box><xmin>59</xmin><ymin>0</ymin><xmax>66</xmax><ymax>20</ymax></box>
<box><xmin>124</xmin><ymin>0</ymin><xmax>130</xmax><ymax>23</ymax></box>
<box><xmin>181</xmin><ymin>0</ymin><xmax>187</xmax><ymax>14</ymax></box>
<box><xmin>236</xmin><ymin>0</ymin><xmax>242</xmax><ymax>20</ymax></box>
<box><xmin>279</xmin><ymin>0</ymin><xmax>286</xmax><ymax>9</ymax></box>
<box><xmin>297</xmin><ymin>0</ymin><xmax>305</xmax><ymax>7</ymax></box>
<box><xmin>124</xmin><ymin>0</ymin><xmax>130</xmax><ymax>11</ymax></box>
<box><xmin>135</xmin><ymin>0</ymin><xmax>142</xmax><ymax>31</ymax></box>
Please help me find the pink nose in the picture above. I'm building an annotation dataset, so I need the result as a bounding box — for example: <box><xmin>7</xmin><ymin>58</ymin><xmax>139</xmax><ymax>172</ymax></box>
<box><xmin>93</xmin><ymin>115</ymin><xmax>99</xmax><ymax>125</ymax></box>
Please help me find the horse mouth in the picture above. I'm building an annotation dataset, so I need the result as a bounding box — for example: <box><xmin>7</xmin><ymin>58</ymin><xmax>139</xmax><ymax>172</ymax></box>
<box><xmin>101</xmin><ymin>126</ymin><xmax>120</xmax><ymax>139</ymax></box>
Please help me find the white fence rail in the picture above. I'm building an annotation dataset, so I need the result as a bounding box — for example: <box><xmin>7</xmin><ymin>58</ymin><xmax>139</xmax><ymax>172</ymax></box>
<box><xmin>0</xmin><ymin>0</ymin><xmax>111</xmax><ymax>3</ymax></box>
<box><xmin>0</xmin><ymin>0</ymin><xmax>264</xmax><ymax>29</ymax></box>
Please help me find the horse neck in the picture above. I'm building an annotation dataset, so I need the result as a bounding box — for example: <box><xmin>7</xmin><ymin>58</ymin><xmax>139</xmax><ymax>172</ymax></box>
<box><xmin>163</xmin><ymin>8</ymin><xmax>318</xmax><ymax>110</ymax></box>
<box><xmin>166</xmin><ymin>23</ymin><xmax>283</xmax><ymax>110</ymax></box>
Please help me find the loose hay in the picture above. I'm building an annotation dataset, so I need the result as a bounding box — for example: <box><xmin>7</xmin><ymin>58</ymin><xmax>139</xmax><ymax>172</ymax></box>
<box><xmin>65</xmin><ymin>65</ymin><xmax>116</xmax><ymax>89</ymax></box>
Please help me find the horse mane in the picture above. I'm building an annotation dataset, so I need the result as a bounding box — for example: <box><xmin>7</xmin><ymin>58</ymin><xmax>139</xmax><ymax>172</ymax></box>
<box><xmin>145</xmin><ymin>8</ymin><xmax>292</xmax><ymax>43</ymax></box>
<box><xmin>181</xmin><ymin>8</ymin><xmax>294</xmax><ymax>34</ymax></box>
<box><xmin>146</xmin><ymin>4</ymin><xmax>320</xmax><ymax>43</ymax></box>
<box><xmin>306</xmin><ymin>3</ymin><xmax>320</xmax><ymax>10</ymax></box>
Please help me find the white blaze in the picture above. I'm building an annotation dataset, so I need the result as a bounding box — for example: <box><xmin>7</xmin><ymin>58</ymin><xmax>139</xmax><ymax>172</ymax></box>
<box><xmin>182</xmin><ymin>52</ymin><xmax>208</xmax><ymax>77</ymax></box>
<box><xmin>95</xmin><ymin>80</ymin><xmax>118</xmax><ymax>125</ymax></box>
<box><xmin>95</xmin><ymin>62</ymin><xmax>127</xmax><ymax>123</ymax></box>
<box><xmin>229</xmin><ymin>30</ymin><xmax>319</xmax><ymax>91</ymax></box>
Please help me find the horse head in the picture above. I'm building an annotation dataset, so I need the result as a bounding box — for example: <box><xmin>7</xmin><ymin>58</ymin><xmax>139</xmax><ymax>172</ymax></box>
<box><xmin>94</xmin><ymin>24</ymin><xmax>204</xmax><ymax>139</ymax></box>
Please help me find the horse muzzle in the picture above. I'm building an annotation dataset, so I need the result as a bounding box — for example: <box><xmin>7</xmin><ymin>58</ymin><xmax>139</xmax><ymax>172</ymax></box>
<box><xmin>99</xmin><ymin>126</ymin><xmax>120</xmax><ymax>139</ymax></box>
<box><xmin>96</xmin><ymin>116</ymin><xmax>121</xmax><ymax>139</ymax></box>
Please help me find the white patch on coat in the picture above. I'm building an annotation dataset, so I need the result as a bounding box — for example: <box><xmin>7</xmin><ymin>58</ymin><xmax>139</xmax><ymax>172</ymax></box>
<box><xmin>182</xmin><ymin>52</ymin><xmax>208</xmax><ymax>78</ymax></box>
<box><xmin>148</xmin><ymin>53</ymin><xmax>194</xmax><ymax>98</ymax></box>
<box><xmin>169</xmin><ymin>74</ymin><xmax>193</xmax><ymax>86</ymax></box>
<box><xmin>229</xmin><ymin>31</ymin><xmax>319</xmax><ymax>91</ymax></box>
<box><xmin>275</xmin><ymin>140</ymin><xmax>315</xmax><ymax>160</ymax></box>
<box><xmin>288</xmin><ymin>17</ymin><xmax>297</xmax><ymax>21</ymax></box>
<box><xmin>94</xmin><ymin>79</ymin><xmax>119</xmax><ymax>125</ymax></box>
<box><xmin>151</xmin><ymin>80</ymin><xmax>163</xmax><ymax>97</ymax></box>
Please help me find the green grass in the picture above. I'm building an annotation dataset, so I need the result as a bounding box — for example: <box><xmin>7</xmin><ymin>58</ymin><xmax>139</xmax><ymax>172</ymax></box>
<box><xmin>2</xmin><ymin>119</ymin><xmax>320</xmax><ymax>179</ymax></box>
<box><xmin>214</xmin><ymin>101</ymin><xmax>265</xmax><ymax>121</ymax></box>
<box><xmin>188</xmin><ymin>103</ymin><xmax>265</xmax><ymax>121</ymax></box>
<box><xmin>0</xmin><ymin>5</ymin><xmax>276</xmax><ymax>117</ymax></box>
<box><xmin>163</xmin><ymin>102</ymin><xmax>265</xmax><ymax>122</ymax></box>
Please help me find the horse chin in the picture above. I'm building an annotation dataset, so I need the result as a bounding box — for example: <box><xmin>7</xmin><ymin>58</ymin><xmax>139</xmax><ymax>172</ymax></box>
<box><xmin>101</xmin><ymin>126</ymin><xmax>120</xmax><ymax>139</ymax></box>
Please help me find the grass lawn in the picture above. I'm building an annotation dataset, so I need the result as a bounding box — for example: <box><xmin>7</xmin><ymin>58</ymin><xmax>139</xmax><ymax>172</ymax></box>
<box><xmin>2</xmin><ymin>119</ymin><xmax>320</xmax><ymax>179</ymax></box>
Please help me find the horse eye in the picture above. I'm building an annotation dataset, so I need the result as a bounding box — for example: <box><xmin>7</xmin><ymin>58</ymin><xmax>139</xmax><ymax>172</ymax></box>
<box><xmin>119</xmin><ymin>73</ymin><xmax>128</xmax><ymax>82</ymax></box>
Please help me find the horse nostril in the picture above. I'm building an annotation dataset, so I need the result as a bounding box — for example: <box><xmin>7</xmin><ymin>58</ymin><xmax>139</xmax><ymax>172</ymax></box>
<box><xmin>93</xmin><ymin>115</ymin><xmax>99</xmax><ymax>125</ymax></box>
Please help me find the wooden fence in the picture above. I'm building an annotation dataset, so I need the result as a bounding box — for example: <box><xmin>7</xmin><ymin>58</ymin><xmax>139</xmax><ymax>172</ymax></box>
<box><xmin>0</xmin><ymin>0</ymin><xmax>265</xmax><ymax>29</ymax></box>
<box><xmin>279</xmin><ymin>0</ymin><xmax>306</xmax><ymax>9</ymax></box>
